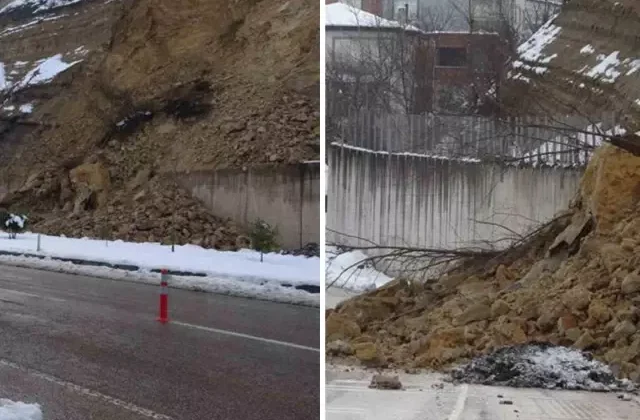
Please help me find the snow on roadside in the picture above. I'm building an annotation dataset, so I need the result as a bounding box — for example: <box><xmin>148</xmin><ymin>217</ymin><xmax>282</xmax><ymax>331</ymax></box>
<box><xmin>0</xmin><ymin>231</ymin><xmax>319</xmax><ymax>288</ymax></box>
<box><xmin>0</xmin><ymin>399</ymin><xmax>42</xmax><ymax>420</ymax></box>
<box><xmin>326</xmin><ymin>246</ymin><xmax>392</xmax><ymax>292</ymax></box>
<box><xmin>0</xmin><ymin>254</ymin><xmax>319</xmax><ymax>307</ymax></box>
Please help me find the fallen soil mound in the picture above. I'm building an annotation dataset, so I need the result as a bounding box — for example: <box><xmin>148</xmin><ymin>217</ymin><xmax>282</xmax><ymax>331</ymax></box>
<box><xmin>326</xmin><ymin>143</ymin><xmax>640</xmax><ymax>383</ymax></box>
<box><xmin>450</xmin><ymin>342</ymin><xmax>635</xmax><ymax>392</ymax></box>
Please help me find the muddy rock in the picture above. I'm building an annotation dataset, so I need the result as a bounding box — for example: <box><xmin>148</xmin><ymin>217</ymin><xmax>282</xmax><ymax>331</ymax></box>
<box><xmin>621</xmin><ymin>273</ymin><xmax>640</xmax><ymax>295</ymax></box>
<box><xmin>353</xmin><ymin>342</ymin><xmax>381</xmax><ymax>366</ymax></box>
<box><xmin>491</xmin><ymin>299</ymin><xmax>511</xmax><ymax>318</ymax></box>
<box><xmin>327</xmin><ymin>340</ymin><xmax>353</xmax><ymax>356</ymax></box>
<box><xmin>557</xmin><ymin>314</ymin><xmax>578</xmax><ymax>335</ymax></box>
<box><xmin>369</xmin><ymin>375</ymin><xmax>402</xmax><ymax>390</ymax></box>
<box><xmin>454</xmin><ymin>303</ymin><xmax>492</xmax><ymax>326</ymax></box>
<box><xmin>562</xmin><ymin>287</ymin><xmax>592</xmax><ymax>311</ymax></box>
<box><xmin>326</xmin><ymin>313</ymin><xmax>361</xmax><ymax>342</ymax></box>
<box><xmin>610</xmin><ymin>321</ymin><xmax>637</xmax><ymax>342</ymax></box>
<box><xmin>537</xmin><ymin>311</ymin><xmax>559</xmax><ymax>332</ymax></box>
<box><xmin>565</xmin><ymin>327</ymin><xmax>582</xmax><ymax>342</ymax></box>
<box><xmin>574</xmin><ymin>331</ymin><xmax>596</xmax><ymax>350</ymax></box>
<box><xmin>588</xmin><ymin>300</ymin><xmax>612</xmax><ymax>324</ymax></box>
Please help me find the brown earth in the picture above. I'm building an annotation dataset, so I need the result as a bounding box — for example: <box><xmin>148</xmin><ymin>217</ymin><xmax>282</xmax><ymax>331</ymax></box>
<box><xmin>327</xmin><ymin>143</ymin><xmax>640</xmax><ymax>382</ymax></box>
<box><xmin>0</xmin><ymin>0</ymin><xmax>319</xmax><ymax>246</ymax></box>
<box><xmin>502</xmin><ymin>0</ymin><xmax>640</xmax><ymax>131</ymax></box>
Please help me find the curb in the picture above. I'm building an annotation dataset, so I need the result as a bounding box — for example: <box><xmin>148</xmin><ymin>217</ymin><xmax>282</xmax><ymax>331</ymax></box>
<box><xmin>0</xmin><ymin>250</ymin><xmax>319</xmax><ymax>294</ymax></box>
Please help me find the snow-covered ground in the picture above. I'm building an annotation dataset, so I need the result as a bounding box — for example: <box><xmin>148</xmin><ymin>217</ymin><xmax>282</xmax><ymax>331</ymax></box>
<box><xmin>325</xmin><ymin>246</ymin><xmax>392</xmax><ymax>293</ymax></box>
<box><xmin>0</xmin><ymin>232</ymin><xmax>320</xmax><ymax>306</ymax></box>
<box><xmin>0</xmin><ymin>399</ymin><xmax>41</xmax><ymax>420</ymax></box>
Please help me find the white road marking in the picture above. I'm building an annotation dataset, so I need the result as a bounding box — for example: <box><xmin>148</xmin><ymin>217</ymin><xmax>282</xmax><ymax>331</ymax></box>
<box><xmin>0</xmin><ymin>287</ymin><xmax>66</xmax><ymax>302</ymax></box>
<box><xmin>0</xmin><ymin>358</ymin><xmax>175</xmax><ymax>420</ymax></box>
<box><xmin>172</xmin><ymin>320</ymin><xmax>320</xmax><ymax>353</ymax></box>
<box><xmin>447</xmin><ymin>384</ymin><xmax>468</xmax><ymax>420</ymax></box>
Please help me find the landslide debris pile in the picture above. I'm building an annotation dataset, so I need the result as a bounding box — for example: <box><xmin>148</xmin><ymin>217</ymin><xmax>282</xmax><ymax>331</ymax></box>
<box><xmin>0</xmin><ymin>0</ymin><xmax>319</xmax><ymax>246</ymax></box>
<box><xmin>327</xmin><ymin>143</ymin><xmax>640</xmax><ymax>382</ymax></box>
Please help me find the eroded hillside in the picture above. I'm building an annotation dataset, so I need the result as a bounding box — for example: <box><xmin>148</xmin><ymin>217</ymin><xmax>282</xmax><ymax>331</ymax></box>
<box><xmin>503</xmin><ymin>0</ymin><xmax>640</xmax><ymax>130</ymax></box>
<box><xmin>0</xmin><ymin>0</ymin><xmax>319</xmax><ymax>247</ymax></box>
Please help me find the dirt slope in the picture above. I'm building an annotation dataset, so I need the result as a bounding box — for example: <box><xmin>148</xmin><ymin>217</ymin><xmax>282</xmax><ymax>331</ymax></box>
<box><xmin>328</xmin><ymin>145</ymin><xmax>640</xmax><ymax>382</ymax></box>
<box><xmin>0</xmin><ymin>0</ymin><xmax>319</xmax><ymax>247</ymax></box>
<box><xmin>502</xmin><ymin>0</ymin><xmax>640</xmax><ymax>130</ymax></box>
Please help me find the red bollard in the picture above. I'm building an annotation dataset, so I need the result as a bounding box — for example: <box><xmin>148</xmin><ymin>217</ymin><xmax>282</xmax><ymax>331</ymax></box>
<box><xmin>157</xmin><ymin>269</ymin><xmax>169</xmax><ymax>324</ymax></box>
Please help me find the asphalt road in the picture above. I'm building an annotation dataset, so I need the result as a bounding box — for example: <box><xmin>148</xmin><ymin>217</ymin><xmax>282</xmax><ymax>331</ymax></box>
<box><xmin>0</xmin><ymin>264</ymin><xmax>320</xmax><ymax>420</ymax></box>
<box><xmin>327</xmin><ymin>367</ymin><xmax>640</xmax><ymax>420</ymax></box>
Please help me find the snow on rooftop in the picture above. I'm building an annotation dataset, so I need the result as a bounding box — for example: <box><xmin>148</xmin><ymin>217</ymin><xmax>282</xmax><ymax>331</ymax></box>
<box><xmin>0</xmin><ymin>0</ymin><xmax>84</xmax><ymax>15</ymax></box>
<box><xmin>325</xmin><ymin>2</ymin><xmax>421</xmax><ymax>32</ymax></box>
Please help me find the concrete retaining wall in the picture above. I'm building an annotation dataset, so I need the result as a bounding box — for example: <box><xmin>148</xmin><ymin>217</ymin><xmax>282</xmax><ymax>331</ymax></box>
<box><xmin>328</xmin><ymin>146</ymin><xmax>582</xmax><ymax>251</ymax></box>
<box><xmin>177</xmin><ymin>163</ymin><xmax>320</xmax><ymax>250</ymax></box>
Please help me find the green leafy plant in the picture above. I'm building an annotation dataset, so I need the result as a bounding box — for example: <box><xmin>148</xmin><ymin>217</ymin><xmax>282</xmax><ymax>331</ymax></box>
<box><xmin>248</xmin><ymin>218</ymin><xmax>279</xmax><ymax>262</ymax></box>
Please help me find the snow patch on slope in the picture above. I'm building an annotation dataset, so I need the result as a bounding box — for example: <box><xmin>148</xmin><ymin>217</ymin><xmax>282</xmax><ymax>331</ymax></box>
<box><xmin>0</xmin><ymin>0</ymin><xmax>84</xmax><ymax>15</ymax></box>
<box><xmin>510</xmin><ymin>14</ymin><xmax>561</xmax><ymax>80</ymax></box>
<box><xmin>0</xmin><ymin>15</ymin><xmax>65</xmax><ymax>38</ymax></box>
<box><xmin>0</xmin><ymin>53</ymin><xmax>84</xmax><ymax>93</ymax></box>
<box><xmin>16</xmin><ymin>54</ymin><xmax>81</xmax><ymax>88</ymax></box>
<box><xmin>0</xmin><ymin>63</ymin><xmax>6</xmax><ymax>91</ymax></box>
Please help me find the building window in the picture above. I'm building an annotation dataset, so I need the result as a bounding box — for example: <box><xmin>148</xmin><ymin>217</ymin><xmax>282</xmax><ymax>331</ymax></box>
<box><xmin>437</xmin><ymin>47</ymin><xmax>467</xmax><ymax>67</ymax></box>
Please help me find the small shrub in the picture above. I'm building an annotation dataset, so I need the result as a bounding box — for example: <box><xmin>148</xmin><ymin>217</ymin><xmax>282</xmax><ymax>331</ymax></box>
<box><xmin>248</xmin><ymin>219</ymin><xmax>279</xmax><ymax>262</ymax></box>
<box><xmin>4</xmin><ymin>213</ymin><xmax>28</xmax><ymax>239</ymax></box>
<box><xmin>0</xmin><ymin>211</ymin><xmax>9</xmax><ymax>227</ymax></box>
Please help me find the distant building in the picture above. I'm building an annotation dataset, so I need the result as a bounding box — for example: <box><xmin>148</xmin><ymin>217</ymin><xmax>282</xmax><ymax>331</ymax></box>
<box><xmin>330</xmin><ymin>0</ymin><xmax>562</xmax><ymax>39</ymax></box>
<box><xmin>413</xmin><ymin>31</ymin><xmax>506</xmax><ymax>113</ymax></box>
<box><xmin>326</xmin><ymin>2</ymin><xmax>506</xmax><ymax>114</ymax></box>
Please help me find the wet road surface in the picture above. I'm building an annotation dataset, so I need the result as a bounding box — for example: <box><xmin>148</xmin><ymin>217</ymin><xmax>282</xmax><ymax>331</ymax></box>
<box><xmin>0</xmin><ymin>265</ymin><xmax>320</xmax><ymax>420</ymax></box>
